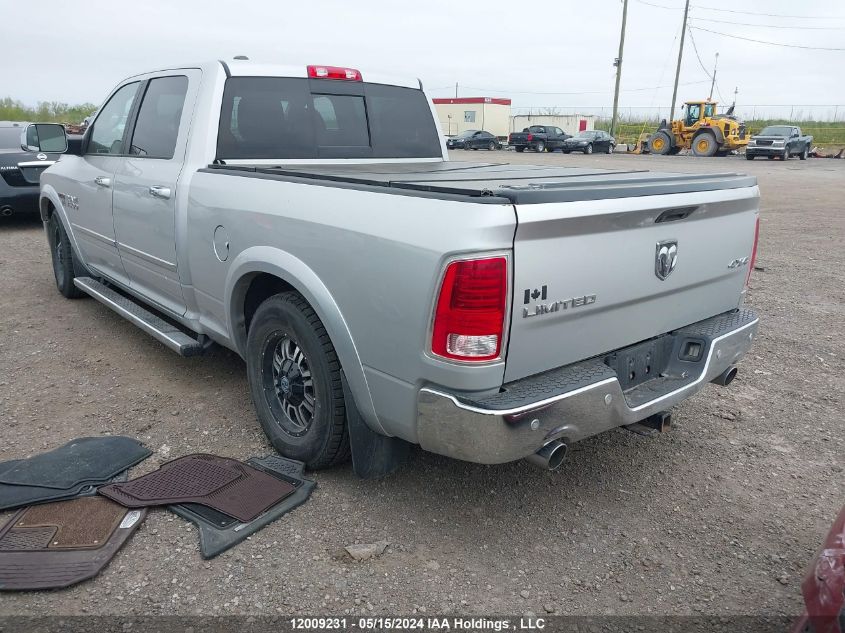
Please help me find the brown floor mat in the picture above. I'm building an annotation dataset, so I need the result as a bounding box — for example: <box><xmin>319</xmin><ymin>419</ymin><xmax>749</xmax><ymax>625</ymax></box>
<box><xmin>98</xmin><ymin>454</ymin><xmax>296</xmax><ymax>523</ymax></box>
<box><xmin>0</xmin><ymin>498</ymin><xmax>145</xmax><ymax>591</ymax></box>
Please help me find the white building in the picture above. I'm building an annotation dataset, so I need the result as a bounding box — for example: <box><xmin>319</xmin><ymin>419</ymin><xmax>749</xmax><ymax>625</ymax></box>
<box><xmin>510</xmin><ymin>114</ymin><xmax>597</xmax><ymax>136</ymax></box>
<box><xmin>433</xmin><ymin>97</ymin><xmax>512</xmax><ymax>138</ymax></box>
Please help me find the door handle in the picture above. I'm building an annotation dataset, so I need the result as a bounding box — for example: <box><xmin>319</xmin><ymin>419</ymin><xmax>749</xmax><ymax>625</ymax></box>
<box><xmin>149</xmin><ymin>186</ymin><xmax>172</xmax><ymax>200</ymax></box>
<box><xmin>94</xmin><ymin>176</ymin><xmax>111</xmax><ymax>188</ymax></box>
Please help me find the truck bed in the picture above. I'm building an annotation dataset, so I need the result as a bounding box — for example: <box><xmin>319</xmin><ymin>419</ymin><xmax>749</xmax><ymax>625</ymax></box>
<box><xmin>204</xmin><ymin>162</ymin><xmax>757</xmax><ymax>204</ymax></box>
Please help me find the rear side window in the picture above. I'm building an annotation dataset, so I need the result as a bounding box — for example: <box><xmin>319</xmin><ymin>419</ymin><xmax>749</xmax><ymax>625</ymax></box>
<box><xmin>0</xmin><ymin>127</ymin><xmax>23</xmax><ymax>149</ymax></box>
<box><xmin>217</xmin><ymin>77</ymin><xmax>441</xmax><ymax>160</ymax></box>
<box><xmin>129</xmin><ymin>76</ymin><xmax>189</xmax><ymax>159</ymax></box>
<box><xmin>88</xmin><ymin>82</ymin><xmax>140</xmax><ymax>154</ymax></box>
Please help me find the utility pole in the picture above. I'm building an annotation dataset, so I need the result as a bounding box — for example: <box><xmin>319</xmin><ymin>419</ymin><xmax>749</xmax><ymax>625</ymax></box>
<box><xmin>708</xmin><ymin>52</ymin><xmax>719</xmax><ymax>100</ymax></box>
<box><xmin>669</xmin><ymin>0</ymin><xmax>691</xmax><ymax>122</ymax></box>
<box><xmin>455</xmin><ymin>82</ymin><xmax>458</xmax><ymax>98</ymax></box>
<box><xmin>610</xmin><ymin>0</ymin><xmax>628</xmax><ymax>138</ymax></box>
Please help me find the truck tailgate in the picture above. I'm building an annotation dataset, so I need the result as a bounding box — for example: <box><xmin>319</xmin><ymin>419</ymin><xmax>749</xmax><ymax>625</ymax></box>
<box><xmin>505</xmin><ymin>185</ymin><xmax>759</xmax><ymax>382</ymax></box>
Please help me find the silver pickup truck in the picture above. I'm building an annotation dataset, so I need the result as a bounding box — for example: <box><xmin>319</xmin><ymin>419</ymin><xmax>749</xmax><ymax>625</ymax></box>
<box><xmin>37</xmin><ymin>60</ymin><xmax>760</xmax><ymax>476</ymax></box>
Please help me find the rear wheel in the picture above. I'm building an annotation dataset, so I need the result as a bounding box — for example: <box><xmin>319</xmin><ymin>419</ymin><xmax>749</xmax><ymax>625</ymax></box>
<box><xmin>800</xmin><ymin>144</ymin><xmax>809</xmax><ymax>160</ymax></box>
<box><xmin>649</xmin><ymin>131</ymin><xmax>673</xmax><ymax>155</ymax></box>
<box><xmin>745</xmin><ymin>153</ymin><xmax>755</xmax><ymax>160</ymax></box>
<box><xmin>246</xmin><ymin>292</ymin><xmax>349</xmax><ymax>469</ymax></box>
<box><xmin>488</xmin><ymin>141</ymin><xmax>496</xmax><ymax>151</ymax></box>
<box><xmin>515</xmin><ymin>146</ymin><xmax>524</xmax><ymax>153</ymax></box>
<box><xmin>534</xmin><ymin>141</ymin><xmax>545</xmax><ymax>153</ymax></box>
<box><xmin>691</xmin><ymin>133</ymin><xmax>718</xmax><ymax>157</ymax></box>
<box><xmin>47</xmin><ymin>214</ymin><xmax>85</xmax><ymax>299</ymax></box>
<box><xmin>563</xmin><ymin>150</ymin><xmax>571</xmax><ymax>154</ymax></box>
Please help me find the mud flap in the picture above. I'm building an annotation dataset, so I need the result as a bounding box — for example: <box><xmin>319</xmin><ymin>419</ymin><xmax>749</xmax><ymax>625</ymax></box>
<box><xmin>341</xmin><ymin>371</ymin><xmax>409</xmax><ymax>479</ymax></box>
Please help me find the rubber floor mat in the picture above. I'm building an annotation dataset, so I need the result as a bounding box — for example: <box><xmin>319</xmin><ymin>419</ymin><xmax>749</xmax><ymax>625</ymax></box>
<box><xmin>0</xmin><ymin>497</ymin><xmax>145</xmax><ymax>590</ymax></box>
<box><xmin>99</xmin><ymin>454</ymin><xmax>296</xmax><ymax>522</ymax></box>
<box><xmin>169</xmin><ymin>454</ymin><xmax>315</xmax><ymax>559</ymax></box>
<box><xmin>0</xmin><ymin>437</ymin><xmax>151</xmax><ymax>489</ymax></box>
<box><xmin>0</xmin><ymin>468</ymin><xmax>131</xmax><ymax>512</ymax></box>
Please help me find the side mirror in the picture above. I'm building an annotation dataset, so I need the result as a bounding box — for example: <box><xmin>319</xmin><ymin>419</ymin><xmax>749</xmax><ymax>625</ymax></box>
<box><xmin>21</xmin><ymin>123</ymin><xmax>68</xmax><ymax>153</ymax></box>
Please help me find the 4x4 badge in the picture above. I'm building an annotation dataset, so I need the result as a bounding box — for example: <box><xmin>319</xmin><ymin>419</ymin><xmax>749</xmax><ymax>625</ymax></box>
<box><xmin>655</xmin><ymin>240</ymin><xmax>679</xmax><ymax>280</ymax></box>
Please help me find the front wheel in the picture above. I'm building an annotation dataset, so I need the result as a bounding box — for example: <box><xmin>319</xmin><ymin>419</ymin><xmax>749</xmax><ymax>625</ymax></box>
<box><xmin>746</xmin><ymin>153</ymin><xmax>755</xmax><ymax>160</ymax></box>
<box><xmin>534</xmin><ymin>142</ymin><xmax>545</xmax><ymax>153</ymax></box>
<box><xmin>246</xmin><ymin>292</ymin><xmax>350</xmax><ymax>469</ymax></box>
<box><xmin>488</xmin><ymin>141</ymin><xmax>496</xmax><ymax>151</ymax></box>
<box><xmin>606</xmin><ymin>143</ymin><xmax>614</xmax><ymax>154</ymax></box>
<box><xmin>47</xmin><ymin>214</ymin><xmax>85</xmax><ymax>299</ymax></box>
<box><xmin>515</xmin><ymin>146</ymin><xmax>524</xmax><ymax>152</ymax></box>
<box><xmin>782</xmin><ymin>149</ymin><xmax>789</xmax><ymax>161</ymax></box>
<box><xmin>584</xmin><ymin>144</ymin><xmax>593</xmax><ymax>155</ymax></box>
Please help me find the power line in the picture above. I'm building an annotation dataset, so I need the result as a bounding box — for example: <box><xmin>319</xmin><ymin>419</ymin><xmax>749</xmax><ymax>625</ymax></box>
<box><xmin>691</xmin><ymin>16</ymin><xmax>845</xmax><ymax>30</ymax></box>
<box><xmin>436</xmin><ymin>80</ymin><xmax>709</xmax><ymax>96</ymax></box>
<box><xmin>690</xmin><ymin>5</ymin><xmax>845</xmax><ymax>20</ymax></box>
<box><xmin>690</xmin><ymin>26</ymin><xmax>845</xmax><ymax>50</ymax></box>
<box><xmin>634</xmin><ymin>0</ymin><xmax>845</xmax><ymax>20</ymax></box>
<box><xmin>686</xmin><ymin>27</ymin><xmax>724</xmax><ymax>101</ymax></box>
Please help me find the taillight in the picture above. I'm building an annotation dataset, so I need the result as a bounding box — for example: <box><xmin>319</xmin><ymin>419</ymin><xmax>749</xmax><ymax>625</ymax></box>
<box><xmin>431</xmin><ymin>257</ymin><xmax>508</xmax><ymax>362</ymax></box>
<box><xmin>307</xmin><ymin>65</ymin><xmax>362</xmax><ymax>81</ymax></box>
<box><xmin>527</xmin><ymin>133</ymin><xmax>533</xmax><ymax>141</ymax></box>
<box><xmin>746</xmin><ymin>216</ymin><xmax>760</xmax><ymax>287</ymax></box>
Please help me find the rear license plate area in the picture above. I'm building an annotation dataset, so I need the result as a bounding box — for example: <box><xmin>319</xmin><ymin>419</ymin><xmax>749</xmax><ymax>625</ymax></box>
<box><xmin>604</xmin><ymin>336</ymin><xmax>673</xmax><ymax>391</ymax></box>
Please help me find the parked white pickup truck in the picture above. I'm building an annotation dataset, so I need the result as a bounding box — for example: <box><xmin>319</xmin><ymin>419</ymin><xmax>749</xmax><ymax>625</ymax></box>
<box><xmin>37</xmin><ymin>60</ymin><xmax>760</xmax><ymax>476</ymax></box>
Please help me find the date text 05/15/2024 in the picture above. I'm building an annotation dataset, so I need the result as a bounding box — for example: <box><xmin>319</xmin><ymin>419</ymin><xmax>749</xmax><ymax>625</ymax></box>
<box><xmin>290</xmin><ymin>617</ymin><xmax>547</xmax><ymax>631</ymax></box>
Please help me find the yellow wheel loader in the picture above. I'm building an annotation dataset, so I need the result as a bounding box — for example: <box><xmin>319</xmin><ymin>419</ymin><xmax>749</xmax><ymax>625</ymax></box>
<box><xmin>648</xmin><ymin>100</ymin><xmax>749</xmax><ymax>157</ymax></box>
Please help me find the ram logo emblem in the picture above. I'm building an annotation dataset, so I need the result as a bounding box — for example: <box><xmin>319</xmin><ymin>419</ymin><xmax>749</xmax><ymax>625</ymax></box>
<box><xmin>655</xmin><ymin>240</ymin><xmax>679</xmax><ymax>281</ymax></box>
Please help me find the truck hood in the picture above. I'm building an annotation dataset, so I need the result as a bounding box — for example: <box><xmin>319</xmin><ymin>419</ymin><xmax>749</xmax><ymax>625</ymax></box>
<box><xmin>751</xmin><ymin>135</ymin><xmax>787</xmax><ymax>141</ymax></box>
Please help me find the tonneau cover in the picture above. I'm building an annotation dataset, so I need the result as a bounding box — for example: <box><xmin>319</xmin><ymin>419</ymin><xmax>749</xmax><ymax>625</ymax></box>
<box><xmin>207</xmin><ymin>161</ymin><xmax>757</xmax><ymax>204</ymax></box>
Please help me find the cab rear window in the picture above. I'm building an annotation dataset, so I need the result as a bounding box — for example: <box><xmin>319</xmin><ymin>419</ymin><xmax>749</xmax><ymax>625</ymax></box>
<box><xmin>217</xmin><ymin>77</ymin><xmax>441</xmax><ymax>160</ymax></box>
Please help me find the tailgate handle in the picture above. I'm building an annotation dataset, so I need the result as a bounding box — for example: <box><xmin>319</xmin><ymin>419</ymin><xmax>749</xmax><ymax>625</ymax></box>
<box><xmin>655</xmin><ymin>206</ymin><xmax>697</xmax><ymax>223</ymax></box>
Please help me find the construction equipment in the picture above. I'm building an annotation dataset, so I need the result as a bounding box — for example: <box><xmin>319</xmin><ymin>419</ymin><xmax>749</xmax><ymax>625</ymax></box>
<box><xmin>648</xmin><ymin>100</ymin><xmax>748</xmax><ymax>157</ymax></box>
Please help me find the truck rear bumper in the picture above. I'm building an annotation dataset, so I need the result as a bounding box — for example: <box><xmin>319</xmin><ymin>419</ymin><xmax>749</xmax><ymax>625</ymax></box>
<box><xmin>417</xmin><ymin>308</ymin><xmax>758</xmax><ymax>464</ymax></box>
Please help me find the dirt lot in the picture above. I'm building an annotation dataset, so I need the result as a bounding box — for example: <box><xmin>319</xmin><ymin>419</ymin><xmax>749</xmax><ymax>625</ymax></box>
<box><xmin>0</xmin><ymin>152</ymin><xmax>842</xmax><ymax>620</ymax></box>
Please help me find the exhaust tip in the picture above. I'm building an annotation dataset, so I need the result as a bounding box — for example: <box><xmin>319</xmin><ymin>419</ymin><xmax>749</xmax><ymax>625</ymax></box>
<box><xmin>525</xmin><ymin>440</ymin><xmax>568</xmax><ymax>471</ymax></box>
<box><xmin>712</xmin><ymin>366</ymin><xmax>738</xmax><ymax>386</ymax></box>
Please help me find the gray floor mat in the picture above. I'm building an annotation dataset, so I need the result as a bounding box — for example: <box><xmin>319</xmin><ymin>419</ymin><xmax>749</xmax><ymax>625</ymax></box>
<box><xmin>0</xmin><ymin>437</ymin><xmax>151</xmax><ymax>489</ymax></box>
<box><xmin>169</xmin><ymin>455</ymin><xmax>315</xmax><ymax>559</ymax></box>
<box><xmin>0</xmin><ymin>469</ymin><xmax>130</xmax><ymax>512</ymax></box>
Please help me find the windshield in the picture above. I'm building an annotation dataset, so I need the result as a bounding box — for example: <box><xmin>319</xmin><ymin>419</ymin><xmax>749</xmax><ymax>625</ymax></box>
<box><xmin>218</xmin><ymin>78</ymin><xmax>442</xmax><ymax>160</ymax></box>
<box><xmin>759</xmin><ymin>126</ymin><xmax>793</xmax><ymax>136</ymax></box>
<box><xmin>456</xmin><ymin>130</ymin><xmax>478</xmax><ymax>139</ymax></box>
<box><xmin>0</xmin><ymin>127</ymin><xmax>24</xmax><ymax>150</ymax></box>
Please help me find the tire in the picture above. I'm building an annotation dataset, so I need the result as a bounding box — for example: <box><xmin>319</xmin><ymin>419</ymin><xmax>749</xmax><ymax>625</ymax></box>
<box><xmin>563</xmin><ymin>150</ymin><xmax>571</xmax><ymax>154</ymax></box>
<box><xmin>649</xmin><ymin>131</ymin><xmax>673</xmax><ymax>155</ymax></box>
<box><xmin>535</xmin><ymin>141</ymin><xmax>545</xmax><ymax>153</ymax></box>
<box><xmin>46</xmin><ymin>214</ymin><xmax>85</xmax><ymax>299</ymax></box>
<box><xmin>768</xmin><ymin>155</ymin><xmax>775</xmax><ymax>160</ymax></box>
<box><xmin>782</xmin><ymin>148</ymin><xmax>789</xmax><ymax>161</ymax></box>
<box><xmin>584</xmin><ymin>144</ymin><xmax>593</xmax><ymax>155</ymax></box>
<box><xmin>246</xmin><ymin>292</ymin><xmax>350</xmax><ymax>469</ymax></box>
<box><xmin>691</xmin><ymin>133</ymin><xmax>718</xmax><ymax>157</ymax></box>
<box><xmin>800</xmin><ymin>144</ymin><xmax>808</xmax><ymax>160</ymax></box>
<box><xmin>746</xmin><ymin>153</ymin><xmax>755</xmax><ymax>160</ymax></box>
<box><xmin>606</xmin><ymin>143</ymin><xmax>614</xmax><ymax>154</ymax></box>
<box><xmin>515</xmin><ymin>147</ymin><xmax>524</xmax><ymax>153</ymax></box>
<box><xmin>488</xmin><ymin>141</ymin><xmax>496</xmax><ymax>151</ymax></box>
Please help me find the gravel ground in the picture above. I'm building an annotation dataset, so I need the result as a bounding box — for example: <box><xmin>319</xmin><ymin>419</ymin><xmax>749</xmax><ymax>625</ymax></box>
<box><xmin>0</xmin><ymin>151</ymin><xmax>842</xmax><ymax>619</ymax></box>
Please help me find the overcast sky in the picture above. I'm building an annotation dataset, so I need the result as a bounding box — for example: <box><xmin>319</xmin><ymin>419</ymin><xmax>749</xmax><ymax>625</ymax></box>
<box><xmin>4</xmin><ymin>0</ymin><xmax>844</xmax><ymax>119</ymax></box>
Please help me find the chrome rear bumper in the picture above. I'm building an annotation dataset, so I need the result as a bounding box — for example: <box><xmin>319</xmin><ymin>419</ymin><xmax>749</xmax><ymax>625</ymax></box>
<box><xmin>417</xmin><ymin>309</ymin><xmax>759</xmax><ymax>464</ymax></box>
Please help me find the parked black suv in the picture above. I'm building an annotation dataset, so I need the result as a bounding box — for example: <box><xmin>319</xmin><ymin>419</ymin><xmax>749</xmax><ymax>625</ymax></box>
<box><xmin>0</xmin><ymin>122</ymin><xmax>67</xmax><ymax>217</ymax></box>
